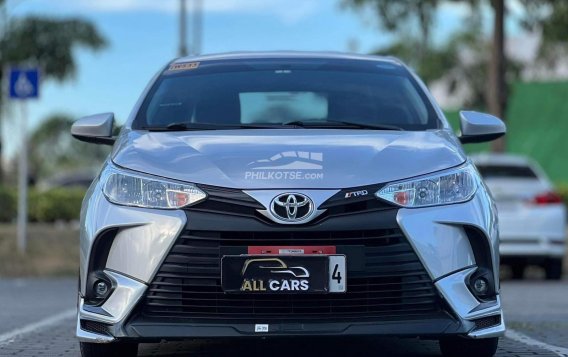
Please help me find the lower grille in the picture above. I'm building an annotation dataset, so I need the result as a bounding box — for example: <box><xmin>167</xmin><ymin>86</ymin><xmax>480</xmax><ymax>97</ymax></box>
<box><xmin>142</xmin><ymin>229</ymin><xmax>441</xmax><ymax>322</ymax></box>
<box><xmin>80</xmin><ymin>320</ymin><xmax>110</xmax><ymax>335</ymax></box>
<box><xmin>473</xmin><ymin>315</ymin><xmax>501</xmax><ymax>330</ymax></box>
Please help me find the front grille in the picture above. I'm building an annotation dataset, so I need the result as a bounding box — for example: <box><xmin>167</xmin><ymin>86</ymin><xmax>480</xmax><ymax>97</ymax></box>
<box><xmin>142</xmin><ymin>228</ymin><xmax>442</xmax><ymax>322</ymax></box>
<box><xmin>191</xmin><ymin>184</ymin><xmax>393</xmax><ymax>224</ymax></box>
<box><xmin>192</xmin><ymin>185</ymin><xmax>264</xmax><ymax>219</ymax></box>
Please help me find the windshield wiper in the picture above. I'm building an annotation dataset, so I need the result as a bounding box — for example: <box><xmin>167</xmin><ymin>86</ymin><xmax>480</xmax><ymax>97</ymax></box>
<box><xmin>143</xmin><ymin>120</ymin><xmax>404</xmax><ymax>131</ymax></box>
<box><xmin>283</xmin><ymin>120</ymin><xmax>404</xmax><ymax>131</ymax></box>
<box><xmin>142</xmin><ymin>122</ymin><xmax>220</xmax><ymax>131</ymax></box>
<box><xmin>142</xmin><ymin>122</ymin><xmax>289</xmax><ymax>131</ymax></box>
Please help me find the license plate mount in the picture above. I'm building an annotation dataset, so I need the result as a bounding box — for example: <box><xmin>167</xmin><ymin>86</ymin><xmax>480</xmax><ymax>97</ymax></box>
<box><xmin>221</xmin><ymin>255</ymin><xmax>346</xmax><ymax>294</ymax></box>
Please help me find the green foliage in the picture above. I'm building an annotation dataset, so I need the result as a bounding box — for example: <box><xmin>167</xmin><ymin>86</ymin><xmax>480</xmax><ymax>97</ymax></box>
<box><xmin>29</xmin><ymin>114</ymin><xmax>110</xmax><ymax>182</ymax></box>
<box><xmin>342</xmin><ymin>0</ymin><xmax>482</xmax><ymax>52</ymax></box>
<box><xmin>557</xmin><ymin>184</ymin><xmax>568</xmax><ymax>208</ymax></box>
<box><xmin>373</xmin><ymin>36</ymin><xmax>456</xmax><ymax>84</ymax></box>
<box><xmin>0</xmin><ymin>186</ymin><xmax>16</xmax><ymax>222</ymax></box>
<box><xmin>342</xmin><ymin>0</ymin><xmax>442</xmax><ymax>68</ymax></box>
<box><xmin>28</xmin><ymin>188</ymin><xmax>86</xmax><ymax>222</ymax></box>
<box><xmin>521</xmin><ymin>0</ymin><xmax>568</xmax><ymax>58</ymax></box>
<box><xmin>0</xmin><ymin>9</ymin><xmax>107</xmax><ymax>182</ymax></box>
<box><xmin>372</xmin><ymin>19</ymin><xmax>522</xmax><ymax>109</ymax></box>
<box><xmin>0</xmin><ymin>186</ymin><xmax>86</xmax><ymax>222</ymax></box>
<box><xmin>343</xmin><ymin>0</ymin><xmax>522</xmax><ymax>110</ymax></box>
<box><xmin>446</xmin><ymin>81</ymin><xmax>568</xmax><ymax>183</ymax></box>
<box><xmin>1</xmin><ymin>16</ymin><xmax>106</xmax><ymax>81</ymax></box>
<box><xmin>343</xmin><ymin>0</ymin><xmax>440</xmax><ymax>36</ymax></box>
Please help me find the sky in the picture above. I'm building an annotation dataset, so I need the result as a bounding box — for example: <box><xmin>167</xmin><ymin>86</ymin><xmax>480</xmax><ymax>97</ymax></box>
<box><xmin>1</xmin><ymin>0</ymin><xmax>525</xmax><ymax>160</ymax></box>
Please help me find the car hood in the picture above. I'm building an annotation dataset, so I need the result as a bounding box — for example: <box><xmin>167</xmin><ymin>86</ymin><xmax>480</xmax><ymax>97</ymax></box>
<box><xmin>112</xmin><ymin>129</ymin><xmax>465</xmax><ymax>189</ymax></box>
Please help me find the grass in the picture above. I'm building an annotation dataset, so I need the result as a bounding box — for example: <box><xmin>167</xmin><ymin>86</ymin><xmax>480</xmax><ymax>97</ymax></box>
<box><xmin>0</xmin><ymin>223</ymin><xmax>79</xmax><ymax>277</ymax></box>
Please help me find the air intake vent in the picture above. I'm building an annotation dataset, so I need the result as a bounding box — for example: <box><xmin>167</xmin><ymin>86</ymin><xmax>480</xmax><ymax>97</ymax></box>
<box><xmin>80</xmin><ymin>320</ymin><xmax>110</xmax><ymax>336</ymax></box>
<box><xmin>473</xmin><ymin>314</ymin><xmax>501</xmax><ymax>330</ymax></box>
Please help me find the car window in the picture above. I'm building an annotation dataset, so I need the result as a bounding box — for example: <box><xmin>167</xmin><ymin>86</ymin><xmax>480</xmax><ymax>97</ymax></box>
<box><xmin>476</xmin><ymin>165</ymin><xmax>538</xmax><ymax>179</ymax></box>
<box><xmin>136</xmin><ymin>65</ymin><xmax>439</xmax><ymax>130</ymax></box>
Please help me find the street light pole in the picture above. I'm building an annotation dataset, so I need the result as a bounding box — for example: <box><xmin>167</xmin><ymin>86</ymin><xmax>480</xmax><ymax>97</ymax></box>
<box><xmin>192</xmin><ymin>0</ymin><xmax>203</xmax><ymax>55</ymax></box>
<box><xmin>0</xmin><ymin>3</ymin><xmax>8</xmax><ymax>182</ymax></box>
<box><xmin>178</xmin><ymin>0</ymin><xmax>188</xmax><ymax>57</ymax></box>
<box><xmin>17</xmin><ymin>100</ymin><xmax>28</xmax><ymax>254</ymax></box>
<box><xmin>10</xmin><ymin>67</ymin><xmax>39</xmax><ymax>255</ymax></box>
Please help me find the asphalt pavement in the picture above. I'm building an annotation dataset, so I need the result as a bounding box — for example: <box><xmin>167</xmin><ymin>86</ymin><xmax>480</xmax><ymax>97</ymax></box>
<box><xmin>0</xmin><ymin>278</ymin><xmax>567</xmax><ymax>356</ymax></box>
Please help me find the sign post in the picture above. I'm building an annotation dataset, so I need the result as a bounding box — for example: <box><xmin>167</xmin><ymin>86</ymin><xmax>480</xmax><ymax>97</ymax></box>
<box><xmin>9</xmin><ymin>67</ymin><xmax>39</xmax><ymax>254</ymax></box>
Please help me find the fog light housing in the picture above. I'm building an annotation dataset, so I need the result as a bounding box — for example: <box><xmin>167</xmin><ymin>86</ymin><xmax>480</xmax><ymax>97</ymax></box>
<box><xmin>94</xmin><ymin>280</ymin><xmax>110</xmax><ymax>298</ymax></box>
<box><xmin>467</xmin><ymin>268</ymin><xmax>496</xmax><ymax>301</ymax></box>
<box><xmin>473</xmin><ymin>278</ymin><xmax>488</xmax><ymax>295</ymax></box>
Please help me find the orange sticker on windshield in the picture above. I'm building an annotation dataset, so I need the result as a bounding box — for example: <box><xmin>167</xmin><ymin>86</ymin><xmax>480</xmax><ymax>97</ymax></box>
<box><xmin>168</xmin><ymin>62</ymin><xmax>200</xmax><ymax>71</ymax></box>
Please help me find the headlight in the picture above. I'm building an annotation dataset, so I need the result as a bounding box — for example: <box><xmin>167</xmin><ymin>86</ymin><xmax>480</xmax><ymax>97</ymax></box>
<box><xmin>101</xmin><ymin>164</ymin><xmax>207</xmax><ymax>209</ymax></box>
<box><xmin>376</xmin><ymin>164</ymin><xmax>478</xmax><ymax>208</ymax></box>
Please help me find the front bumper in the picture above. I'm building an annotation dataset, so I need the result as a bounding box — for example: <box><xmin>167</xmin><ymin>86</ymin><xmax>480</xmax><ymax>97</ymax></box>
<box><xmin>498</xmin><ymin>204</ymin><xmax>566</xmax><ymax>259</ymax></box>
<box><xmin>76</xmin><ymin>269</ymin><xmax>505</xmax><ymax>342</ymax></box>
<box><xmin>499</xmin><ymin>239</ymin><xmax>565</xmax><ymax>259</ymax></box>
<box><xmin>77</xmin><ymin>183</ymin><xmax>504</xmax><ymax>342</ymax></box>
<box><xmin>124</xmin><ymin>314</ymin><xmax>471</xmax><ymax>339</ymax></box>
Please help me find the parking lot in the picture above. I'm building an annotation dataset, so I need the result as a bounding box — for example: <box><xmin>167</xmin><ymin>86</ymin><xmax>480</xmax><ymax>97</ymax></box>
<box><xmin>0</xmin><ymin>278</ymin><xmax>566</xmax><ymax>357</ymax></box>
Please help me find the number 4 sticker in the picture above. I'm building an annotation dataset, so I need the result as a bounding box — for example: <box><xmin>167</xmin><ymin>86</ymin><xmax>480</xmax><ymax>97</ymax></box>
<box><xmin>328</xmin><ymin>255</ymin><xmax>346</xmax><ymax>292</ymax></box>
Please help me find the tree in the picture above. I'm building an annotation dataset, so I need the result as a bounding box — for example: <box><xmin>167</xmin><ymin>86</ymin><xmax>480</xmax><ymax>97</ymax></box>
<box><xmin>28</xmin><ymin>114</ymin><xmax>110</xmax><ymax>183</ymax></box>
<box><xmin>373</xmin><ymin>36</ymin><xmax>456</xmax><ymax>85</ymax></box>
<box><xmin>344</xmin><ymin>0</ymin><xmax>516</xmax><ymax>152</ymax></box>
<box><xmin>521</xmin><ymin>0</ymin><xmax>568</xmax><ymax>64</ymax></box>
<box><xmin>343</xmin><ymin>0</ymin><xmax>441</xmax><ymax>62</ymax></box>
<box><xmin>373</xmin><ymin>25</ymin><xmax>521</xmax><ymax>111</ymax></box>
<box><xmin>487</xmin><ymin>0</ymin><xmax>506</xmax><ymax>152</ymax></box>
<box><xmin>0</xmin><ymin>4</ymin><xmax>107</xmax><ymax>181</ymax></box>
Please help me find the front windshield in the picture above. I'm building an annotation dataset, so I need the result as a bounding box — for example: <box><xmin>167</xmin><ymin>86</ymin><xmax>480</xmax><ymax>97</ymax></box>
<box><xmin>134</xmin><ymin>62</ymin><xmax>439</xmax><ymax>130</ymax></box>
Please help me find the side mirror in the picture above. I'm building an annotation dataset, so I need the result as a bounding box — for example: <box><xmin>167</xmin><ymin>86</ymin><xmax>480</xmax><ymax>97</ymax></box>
<box><xmin>71</xmin><ymin>113</ymin><xmax>115</xmax><ymax>145</ymax></box>
<box><xmin>458</xmin><ymin>111</ymin><xmax>506</xmax><ymax>144</ymax></box>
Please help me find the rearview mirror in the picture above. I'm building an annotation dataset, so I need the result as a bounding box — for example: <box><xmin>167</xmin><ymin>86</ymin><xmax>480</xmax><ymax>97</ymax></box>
<box><xmin>71</xmin><ymin>113</ymin><xmax>115</xmax><ymax>145</ymax></box>
<box><xmin>458</xmin><ymin>111</ymin><xmax>506</xmax><ymax>144</ymax></box>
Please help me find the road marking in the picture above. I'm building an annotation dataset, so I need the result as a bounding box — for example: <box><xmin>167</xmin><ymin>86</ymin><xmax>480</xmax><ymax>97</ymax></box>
<box><xmin>0</xmin><ymin>309</ymin><xmax>76</xmax><ymax>347</ymax></box>
<box><xmin>506</xmin><ymin>328</ymin><xmax>568</xmax><ymax>357</ymax></box>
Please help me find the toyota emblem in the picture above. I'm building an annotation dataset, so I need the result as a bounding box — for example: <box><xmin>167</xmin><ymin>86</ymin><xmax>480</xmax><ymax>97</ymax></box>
<box><xmin>269</xmin><ymin>193</ymin><xmax>314</xmax><ymax>223</ymax></box>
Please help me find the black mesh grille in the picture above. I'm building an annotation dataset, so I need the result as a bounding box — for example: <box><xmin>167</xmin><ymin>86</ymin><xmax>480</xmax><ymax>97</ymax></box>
<box><xmin>80</xmin><ymin>320</ymin><xmax>110</xmax><ymax>335</ymax></box>
<box><xmin>473</xmin><ymin>314</ymin><xmax>501</xmax><ymax>330</ymax></box>
<box><xmin>142</xmin><ymin>228</ymin><xmax>442</xmax><ymax>322</ymax></box>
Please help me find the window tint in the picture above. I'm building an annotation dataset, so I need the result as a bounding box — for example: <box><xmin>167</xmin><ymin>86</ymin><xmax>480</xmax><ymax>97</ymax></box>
<box><xmin>137</xmin><ymin>67</ymin><xmax>439</xmax><ymax>130</ymax></box>
<box><xmin>476</xmin><ymin>165</ymin><xmax>538</xmax><ymax>179</ymax></box>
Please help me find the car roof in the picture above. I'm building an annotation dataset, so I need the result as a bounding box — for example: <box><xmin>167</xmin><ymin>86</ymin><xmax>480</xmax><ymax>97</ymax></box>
<box><xmin>171</xmin><ymin>51</ymin><xmax>404</xmax><ymax>66</ymax></box>
<box><xmin>470</xmin><ymin>153</ymin><xmax>536</xmax><ymax>167</ymax></box>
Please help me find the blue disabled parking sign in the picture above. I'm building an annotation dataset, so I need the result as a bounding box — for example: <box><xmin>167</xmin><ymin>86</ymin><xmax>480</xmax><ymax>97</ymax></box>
<box><xmin>9</xmin><ymin>67</ymin><xmax>40</xmax><ymax>254</ymax></box>
<box><xmin>9</xmin><ymin>67</ymin><xmax>40</xmax><ymax>99</ymax></box>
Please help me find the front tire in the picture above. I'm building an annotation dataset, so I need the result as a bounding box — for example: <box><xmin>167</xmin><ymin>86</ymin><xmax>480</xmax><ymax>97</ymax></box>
<box><xmin>545</xmin><ymin>258</ymin><xmax>563</xmax><ymax>280</ymax></box>
<box><xmin>439</xmin><ymin>337</ymin><xmax>498</xmax><ymax>357</ymax></box>
<box><xmin>80</xmin><ymin>341</ymin><xmax>138</xmax><ymax>357</ymax></box>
